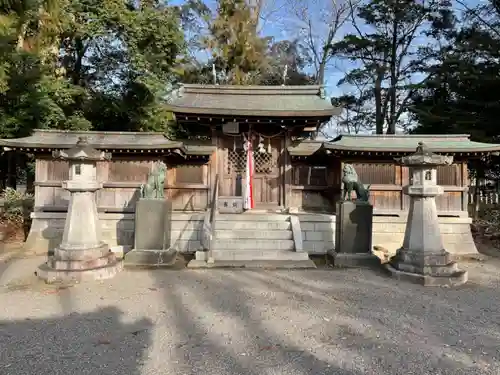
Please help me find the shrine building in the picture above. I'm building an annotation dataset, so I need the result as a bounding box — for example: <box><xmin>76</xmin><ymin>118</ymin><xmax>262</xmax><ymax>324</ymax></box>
<box><xmin>1</xmin><ymin>84</ymin><xmax>500</xmax><ymax>265</ymax></box>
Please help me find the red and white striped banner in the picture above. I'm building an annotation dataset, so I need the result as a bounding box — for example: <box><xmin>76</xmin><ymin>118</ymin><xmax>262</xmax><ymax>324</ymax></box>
<box><xmin>244</xmin><ymin>132</ymin><xmax>254</xmax><ymax>210</ymax></box>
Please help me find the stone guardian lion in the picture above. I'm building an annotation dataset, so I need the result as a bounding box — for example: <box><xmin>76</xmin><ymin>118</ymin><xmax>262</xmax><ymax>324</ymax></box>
<box><xmin>342</xmin><ymin>164</ymin><xmax>371</xmax><ymax>202</ymax></box>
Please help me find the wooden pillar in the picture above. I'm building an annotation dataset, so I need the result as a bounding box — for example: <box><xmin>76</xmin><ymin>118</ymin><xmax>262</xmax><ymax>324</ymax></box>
<box><xmin>209</xmin><ymin>126</ymin><xmax>218</xmax><ymax>206</ymax></box>
<box><xmin>6</xmin><ymin>151</ymin><xmax>17</xmax><ymax>189</ymax></box>
<box><xmin>401</xmin><ymin>165</ymin><xmax>410</xmax><ymax>211</ymax></box>
<box><xmin>283</xmin><ymin>130</ymin><xmax>292</xmax><ymax>209</ymax></box>
<box><xmin>461</xmin><ymin>161</ymin><xmax>469</xmax><ymax>212</ymax></box>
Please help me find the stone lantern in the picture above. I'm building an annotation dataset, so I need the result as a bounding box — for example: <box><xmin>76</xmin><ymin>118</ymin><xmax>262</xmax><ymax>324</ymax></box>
<box><xmin>386</xmin><ymin>142</ymin><xmax>467</xmax><ymax>286</ymax></box>
<box><xmin>37</xmin><ymin>137</ymin><xmax>123</xmax><ymax>283</ymax></box>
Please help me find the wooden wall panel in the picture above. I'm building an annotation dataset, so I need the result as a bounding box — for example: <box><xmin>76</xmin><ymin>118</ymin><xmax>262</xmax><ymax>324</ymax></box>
<box><xmin>108</xmin><ymin>159</ymin><xmax>153</xmax><ymax>182</ymax></box>
<box><xmin>436</xmin><ymin>191</ymin><xmax>462</xmax><ymax>212</ymax></box>
<box><xmin>47</xmin><ymin>160</ymin><xmax>69</xmax><ymax>181</ymax></box>
<box><xmin>290</xmin><ymin>189</ymin><xmax>333</xmax><ymax>212</ymax></box>
<box><xmin>165</xmin><ymin>188</ymin><xmax>208</xmax><ymax>211</ymax></box>
<box><xmin>437</xmin><ymin>164</ymin><xmax>459</xmax><ymax>186</ymax></box>
<box><xmin>351</xmin><ymin>163</ymin><xmax>396</xmax><ymax>185</ymax></box>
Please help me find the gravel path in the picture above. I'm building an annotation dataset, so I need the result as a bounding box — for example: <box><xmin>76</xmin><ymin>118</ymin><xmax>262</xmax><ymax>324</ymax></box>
<box><xmin>1</xmin><ymin>257</ymin><xmax>500</xmax><ymax>375</ymax></box>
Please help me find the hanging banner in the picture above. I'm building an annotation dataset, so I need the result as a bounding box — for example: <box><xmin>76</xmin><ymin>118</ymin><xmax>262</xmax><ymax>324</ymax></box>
<box><xmin>243</xmin><ymin>131</ymin><xmax>254</xmax><ymax>210</ymax></box>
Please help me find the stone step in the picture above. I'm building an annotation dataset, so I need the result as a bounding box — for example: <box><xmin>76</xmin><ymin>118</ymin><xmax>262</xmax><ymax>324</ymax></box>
<box><xmin>215</xmin><ymin>230</ymin><xmax>293</xmax><ymax>240</ymax></box>
<box><xmin>217</xmin><ymin>214</ymin><xmax>289</xmax><ymax>222</ymax></box>
<box><xmin>187</xmin><ymin>259</ymin><xmax>316</xmax><ymax>269</ymax></box>
<box><xmin>216</xmin><ymin>221</ymin><xmax>291</xmax><ymax>231</ymax></box>
<box><xmin>214</xmin><ymin>239</ymin><xmax>295</xmax><ymax>250</ymax></box>
<box><xmin>211</xmin><ymin>249</ymin><xmax>309</xmax><ymax>261</ymax></box>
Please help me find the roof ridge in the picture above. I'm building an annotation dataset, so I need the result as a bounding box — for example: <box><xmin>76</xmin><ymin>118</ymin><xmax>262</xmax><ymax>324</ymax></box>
<box><xmin>181</xmin><ymin>84</ymin><xmax>323</xmax><ymax>96</ymax></box>
<box><xmin>33</xmin><ymin>129</ymin><xmax>167</xmax><ymax>136</ymax></box>
<box><xmin>336</xmin><ymin>134</ymin><xmax>471</xmax><ymax>139</ymax></box>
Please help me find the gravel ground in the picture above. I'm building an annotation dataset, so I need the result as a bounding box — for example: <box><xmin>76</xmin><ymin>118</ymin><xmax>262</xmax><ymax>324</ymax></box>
<box><xmin>0</xmin><ymin>257</ymin><xmax>500</xmax><ymax>375</ymax></box>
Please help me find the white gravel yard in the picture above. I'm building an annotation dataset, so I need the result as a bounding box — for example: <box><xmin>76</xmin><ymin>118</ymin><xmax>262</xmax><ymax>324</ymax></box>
<box><xmin>1</xmin><ymin>256</ymin><xmax>500</xmax><ymax>375</ymax></box>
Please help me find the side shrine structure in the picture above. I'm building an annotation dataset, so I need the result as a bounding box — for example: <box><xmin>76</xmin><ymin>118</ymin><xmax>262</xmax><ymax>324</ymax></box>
<box><xmin>2</xmin><ymin>84</ymin><xmax>500</xmax><ymax>265</ymax></box>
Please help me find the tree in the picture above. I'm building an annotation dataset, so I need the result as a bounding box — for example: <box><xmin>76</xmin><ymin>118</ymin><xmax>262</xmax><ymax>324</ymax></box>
<box><xmin>332</xmin><ymin>0</ymin><xmax>454</xmax><ymax>134</ymax></box>
<box><xmin>283</xmin><ymin>0</ymin><xmax>352</xmax><ymax>86</ymax></box>
<box><xmin>181</xmin><ymin>39</ymin><xmax>314</xmax><ymax>85</ymax></box>
<box><xmin>204</xmin><ymin>0</ymin><xmax>269</xmax><ymax>84</ymax></box>
<box><xmin>0</xmin><ymin>0</ymin><xmax>186</xmax><ymax>135</ymax></box>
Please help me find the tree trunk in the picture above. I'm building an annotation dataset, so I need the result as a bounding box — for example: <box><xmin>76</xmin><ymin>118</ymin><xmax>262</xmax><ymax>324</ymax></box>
<box><xmin>374</xmin><ymin>69</ymin><xmax>384</xmax><ymax>134</ymax></box>
<box><xmin>387</xmin><ymin>16</ymin><xmax>398</xmax><ymax>135</ymax></box>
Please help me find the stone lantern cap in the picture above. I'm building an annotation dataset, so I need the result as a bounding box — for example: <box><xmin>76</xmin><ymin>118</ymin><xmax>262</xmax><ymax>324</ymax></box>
<box><xmin>52</xmin><ymin>136</ymin><xmax>111</xmax><ymax>161</ymax></box>
<box><xmin>395</xmin><ymin>142</ymin><xmax>453</xmax><ymax>166</ymax></box>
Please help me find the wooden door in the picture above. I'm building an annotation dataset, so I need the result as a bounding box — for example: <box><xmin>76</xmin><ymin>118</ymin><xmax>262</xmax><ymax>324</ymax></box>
<box><xmin>220</xmin><ymin>134</ymin><xmax>282</xmax><ymax>208</ymax></box>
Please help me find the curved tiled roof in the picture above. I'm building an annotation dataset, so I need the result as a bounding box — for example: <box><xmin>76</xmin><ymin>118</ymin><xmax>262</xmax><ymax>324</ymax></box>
<box><xmin>0</xmin><ymin>129</ymin><xmax>214</xmax><ymax>156</ymax></box>
<box><xmin>168</xmin><ymin>84</ymin><xmax>340</xmax><ymax>118</ymax></box>
<box><xmin>287</xmin><ymin>134</ymin><xmax>500</xmax><ymax>156</ymax></box>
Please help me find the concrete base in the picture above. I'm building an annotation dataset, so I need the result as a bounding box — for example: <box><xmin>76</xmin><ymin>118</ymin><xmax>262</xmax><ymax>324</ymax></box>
<box><xmin>187</xmin><ymin>259</ymin><xmax>317</xmax><ymax>269</ymax></box>
<box><xmin>24</xmin><ymin>212</ymin><xmax>477</xmax><ymax>257</ymax></box>
<box><xmin>124</xmin><ymin>248</ymin><xmax>177</xmax><ymax>267</ymax></box>
<box><xmin>37</xmin><ymin>253</ymin><xmax>123</xmax><ymax>284</ymax></box>
<box><xmin>387</xmin><ymin>249</ymin><xmax>468</xmax><ymax>286</ymax></box>
<box><xmin>329</xmin><ymin>252</ymin><xmax>381</xmax><ymax>268</ymax></box>
<box><xmin>385</xmin><ymin>263</ymin><xmax>468</xmax><ymax>287</ymax></box>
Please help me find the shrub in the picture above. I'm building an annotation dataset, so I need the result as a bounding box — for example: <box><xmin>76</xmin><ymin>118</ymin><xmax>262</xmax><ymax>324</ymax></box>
<box><xmin>1</xmin><ymin>187</ymin><xmax>34</xmax><ymax>225</ymax></box>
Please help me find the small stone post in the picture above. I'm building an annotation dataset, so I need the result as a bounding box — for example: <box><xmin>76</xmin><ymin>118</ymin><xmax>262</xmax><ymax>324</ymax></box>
<box><xmin>386</xmin><ymin>142</ymin><xmax>467</xmax><ymax>286</ymax></box>
<box><xmin>37</xmin><ymin>137</ymin><xmax>123</xmax><ymax>283</ymax></box>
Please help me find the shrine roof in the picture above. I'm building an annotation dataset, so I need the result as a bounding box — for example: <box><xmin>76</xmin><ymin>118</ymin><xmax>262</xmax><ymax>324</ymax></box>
<box><xmin>287</xmin><ymin>140</ymin><xmax>323</xmax><ymax>156</ymax></box>
<box><xmin>287</xmin><ymin>134</ymin><xmax>500</xmax><ymax>156</ymax></box>
<box><xmin>323</xmin><ymin>134</ymin><xmax>500</xmax><ymax>154</ymax></box>
<box><xmin>167</xmin><ymin>84</ymin><xmax>340</xmax><ymax>118</ymax></box>
<box><xmin>0</xmin><ymin>129</ymin><xmax>215</xmax><ymax>155</ymax></box>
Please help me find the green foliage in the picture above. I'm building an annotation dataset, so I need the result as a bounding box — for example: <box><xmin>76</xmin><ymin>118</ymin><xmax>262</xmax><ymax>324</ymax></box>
<box><xmin>204</xmin><ymin>0</ymin><xmax>269</xmax><ymax>85</ymax></box>
<box><xmin>0</xmin><ymin>0</ymin><xmax>186</xmax><ymax>137</ymax></box>
<box><xmin>1</xmin><ymin>187</ymin><xmax>33</xmax><ymax>224</ymax></box>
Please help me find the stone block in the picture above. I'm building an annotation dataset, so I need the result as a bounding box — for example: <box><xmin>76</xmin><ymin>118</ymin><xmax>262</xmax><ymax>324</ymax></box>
<box><xmin>330</xmin><ymin>252</ymin><xmax>381</xmax><ymax>268</ymax></box>
<box><xmin>299</xmin><ymin>222</ymin><xmax>315</xmax><ymax>231</ymax></box>
<box><xmin>218</xmin><ymin>196</ymin><xmax>244</xmax><ymax>213</ymax></box>
<box><xmin>172</xmin><ymin>240</ymin><xmax>203</xmax><ymax>252</ymax></box>
<box><xmin>304</xmin><ymin>231</ymin><xmax>323</xmax><ymax>241</ymax></box>
<box><xmin>124</xmin><ymin>248</ymin><xmax>177</xmax><ymax>267</ymax></box>
<box><xmin>385</xmin><ymin>264</ymin><xmax>468</xmax><ymax>287</ymax></box>
<box><xmin>170</xmin><ymin>230</ymin><xmax>200</xmax><ymax>241</ymax></box>
<box><xmin>134</xmin><ymin>198</ymin><xmax>172</xmax><ymax>251</ymax></box>
<box><xmin>335</xmin><ymin>201</ymin><xmax>373</xmax><ymax>254</ymax></box>
<box><xmin>314</xmin><ymin>222</ymin><xmax>336</xmax><ymax>231</ymax></box>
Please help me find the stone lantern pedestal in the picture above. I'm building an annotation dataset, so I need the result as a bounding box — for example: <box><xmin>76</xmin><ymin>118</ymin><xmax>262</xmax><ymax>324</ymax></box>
<box><xmin>37</xmin><ymin>137</ymin><xmax>123</xmax><ymax>283</ymax></box>
<box><xmin>386</xmin><ymin>142</ymin><xmax>468</xmax><ymax>286</ymax></box>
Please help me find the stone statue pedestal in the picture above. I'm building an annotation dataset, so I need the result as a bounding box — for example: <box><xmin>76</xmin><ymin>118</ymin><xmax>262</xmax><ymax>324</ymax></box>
<box><xmin>386</xmin><ymin>142</ymin><xmax>467</xmax><ymax>286</ymax></box>
<box><xmin>330</xmin><ymin>201</ymin><xmax>379</xmax><ymax>268</ymax></box>
<box><xmin>37</xmin><ymin>138</ymin><xmax>122</xmax><ymax>283</ymax></box>
<box><xmin>124</xmin><ymin>198</ymin><xmax>175</xmax><ymax>267</ymax></box>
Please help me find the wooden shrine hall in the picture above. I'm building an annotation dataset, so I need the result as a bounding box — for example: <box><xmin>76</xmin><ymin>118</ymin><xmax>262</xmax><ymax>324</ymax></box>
<box><xmin>2</xmin><ymin>84</ymin><xmax>500</xmax><ymax>265</ymax></box>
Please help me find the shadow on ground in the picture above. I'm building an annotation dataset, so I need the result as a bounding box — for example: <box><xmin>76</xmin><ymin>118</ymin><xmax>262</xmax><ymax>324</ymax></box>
<box><xmin>1</xmin><ymin>253</ymin><xmax>500</xmax><ymax>374</ymax></box>
<box><xmin>0</xmin><ymin>305</ymin><xmax>152</xmax><ymax>375</ymax></box>
<box><xmin>152</xmin><ymin>259</ymin><xmax>500</xmax><ymax>375</ymax></box>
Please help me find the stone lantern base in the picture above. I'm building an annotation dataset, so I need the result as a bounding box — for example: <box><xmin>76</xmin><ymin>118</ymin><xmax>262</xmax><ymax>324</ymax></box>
<box><xmin>386</xmin><ymin>249</ymin><xmax>468</xmax><ymax>287</ymax></box>
<box><xmin>37</xmin><ymin>242</ymin><xmax>123</xmax><ymax>284</ymax></box>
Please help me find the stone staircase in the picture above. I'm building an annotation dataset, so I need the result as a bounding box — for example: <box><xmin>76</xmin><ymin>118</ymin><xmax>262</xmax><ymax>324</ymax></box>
<box><xmin>189</xmin><ymin>213</ymin><xmax>315</xmax><ymax>268</ymax></box>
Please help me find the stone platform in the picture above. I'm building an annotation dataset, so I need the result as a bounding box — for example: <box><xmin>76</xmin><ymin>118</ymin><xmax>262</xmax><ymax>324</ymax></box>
<box><xmin>386</xmin><ymin>250</ymin><xmax>468</xmax><ymax>287</ymax></box>
<box><xmin>37</xmin><ymin>243</ymin><xmax>123</xmax><ymax>283</ymax></box>
<box><xmin>329</xmin><ymin>251</ymin><xmax>381</xmax><ymax>268</ymax></box>
<box><xmin>187</xmin><ymin>259</ymin><xmax>316</xmax><ymax>269</ymax></box>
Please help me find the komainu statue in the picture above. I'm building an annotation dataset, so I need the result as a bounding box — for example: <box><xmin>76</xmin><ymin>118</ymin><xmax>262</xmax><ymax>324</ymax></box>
<box><xmin>342</xmin><ymin>164</ymin><xmax>371</xmax><ymax>202</ymax></box>
<box><xmin>140</xmin><ymin>161</ymin><xmax>167</xmax><ymax>199</ymax></box>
